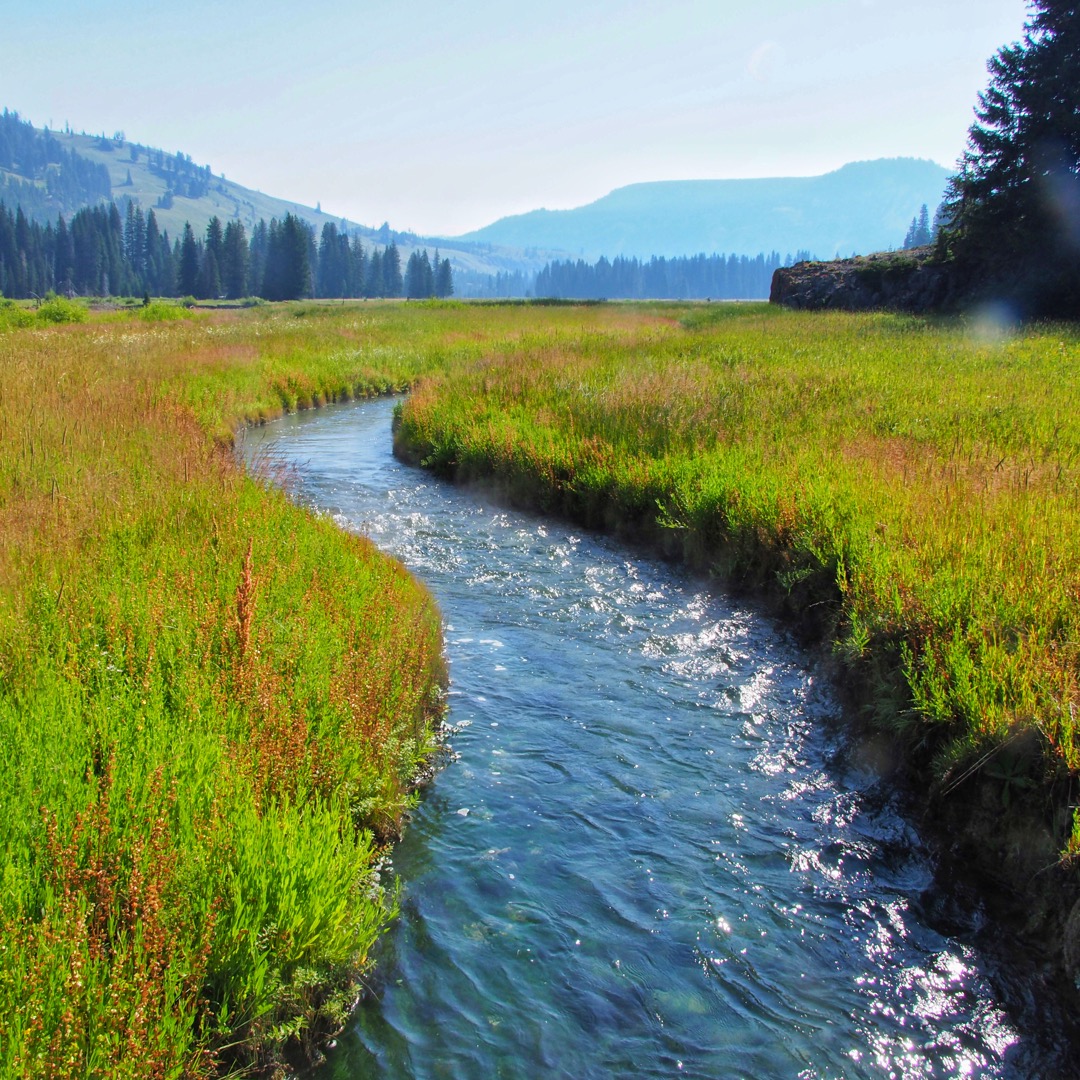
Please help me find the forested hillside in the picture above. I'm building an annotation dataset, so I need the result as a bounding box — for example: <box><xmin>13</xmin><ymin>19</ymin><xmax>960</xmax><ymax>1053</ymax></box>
<box><xmin>0</xmin><ymin>110</ymin><xmax>111</xmax><ymax>220</ymax></box>
<box><xmin>0</xmin><ymin>201</ymin><xmax>453</xmax><ymax>301</ymax></box>
<box><xmin>0</xmin><ymin>110</ymin><xmax>504</xmax><ymax>286</ymax></box>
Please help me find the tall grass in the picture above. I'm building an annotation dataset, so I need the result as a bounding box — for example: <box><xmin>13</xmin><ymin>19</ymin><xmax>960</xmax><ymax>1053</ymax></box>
<box><xmin>0</xmin><ymin>298</ymin><xmax>671</xmax><ymax>1074</ymax></box>
<box><xmin>0</xmin><ymin>304</ymin><xmax>453</xmax><ymax>1075</ymax></box>
<box><xmin>4</xmin><ymin>298</ymin><xmax>1078</xmax><ymax>1072</ymax></box>
<box><xmin>394</xmin><ymin>304</ymin><xmax>1080</xmax><ymax>858</ymax></box>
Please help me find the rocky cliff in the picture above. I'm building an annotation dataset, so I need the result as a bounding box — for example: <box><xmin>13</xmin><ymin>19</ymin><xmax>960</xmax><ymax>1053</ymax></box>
<box><xmin>770</xmin><ymin>247</ymin><xmax>959</xmax><ymax>313</ymax></box>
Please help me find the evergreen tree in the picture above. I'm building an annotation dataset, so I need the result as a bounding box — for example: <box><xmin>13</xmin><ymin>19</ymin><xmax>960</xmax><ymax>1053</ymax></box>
<box><xmin>262</xmin><ymin>214</ymin><xmax>311</xmax><ymax>301</ymax></box>
<box><xmin>177</xmin><ymin>222</ymin><xmax>200</xmax><ymax>297</ymax></box>
<box><xmin>366</xmin><ymin>248</ymin><xmax>383</xmax><ymax>298</ymax></box>
<box><xmin>197</xmin><ymin>217</ymin><xmax>224</xmax><ymax>299</ymax></box>
<box><xmin>383</xmin><ymin>242</ymin><xmax>403</xmax><ymax>297</ymax></box>
<box><xmin>405</xmin><ymin>249</ymin><xmax>435</xmax><ymax>298</ymax></box>
<box><xmin>350</xmin><ymin>235</ymin><xmax>367</xmax><ymax>297</ymax></box>
<box><xmin>197</xmin><ymin>250</ymin><xmax>220</xmax><ymax>300</ymax></box>
<box><xmin>221</xmin><ymin>220</ymin><xmax>249</xmax><ymax>299</ymax></box>
<box><xmin>143</xmin><ymin>210</ymin><xmax>172</xmax><ymax>296</ymax></box>
<box><xmin>903</xmin><ymin>204</ymin><xmax>933</xmax><ymax>249</ymax></box>
<box><xmin>917</xmin><ymin>203</ymin><xmax>931</xmax><ymax>245</ymax></box>
<box><xmin>318</xmin><ymin>222</ymin><xmax>349</xmax><ymax>297</ymax></box>
<box><xmin>435</xmin><ymin>251</ymin><xmax>454</xmax><ymax>297</ymax></box>
<box><xmin>205</xmin><ymin>216</ymin><xmax>224</xmax><ymax>267</ymax></box>
<box><xmin>54</xmin><ymin>213</ymin><xmax>73</xmax><ymax>294</ymax></box>
<box><xmin>261</xmin><ymin>218</ymin><xmax>284</xmax><ymax>300</ymax></box>
<box><xmin>249</xmin><ymin>219</ymin><xmax>269</xmax><ymax>298</ymax></box>
<box><xmin>941</xmin><ymin>0</ymin><xmax>1080</xmax><ymax>313</ymax></box>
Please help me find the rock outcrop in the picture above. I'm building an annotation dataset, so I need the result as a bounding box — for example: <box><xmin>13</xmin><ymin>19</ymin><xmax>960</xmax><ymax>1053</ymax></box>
<box><xmin>770</xmin><ymin>247</ymin><xmax>959</xmax><ymax>313</ymax></box>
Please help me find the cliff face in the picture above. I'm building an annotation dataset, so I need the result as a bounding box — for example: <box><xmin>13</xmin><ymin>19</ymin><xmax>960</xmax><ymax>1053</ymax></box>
<box><xmin>770</xmin><ymin>247</ymin><xmax>958</xmax><ymax>313</ymax></box>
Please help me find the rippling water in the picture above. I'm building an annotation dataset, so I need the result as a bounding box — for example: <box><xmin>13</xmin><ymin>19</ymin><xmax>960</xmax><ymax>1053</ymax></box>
<box><xmin>241</xmin><ymin>397</ymin><xmax>1065</xmax><ymax>1080</ymax></box>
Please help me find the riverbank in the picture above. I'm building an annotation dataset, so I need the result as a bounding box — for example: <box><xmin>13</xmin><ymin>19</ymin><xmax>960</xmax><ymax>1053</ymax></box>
<box><xmin>0</xmin><ymin>298</ymin><xmax>690</xmax><ymax>1075</ymax></box>
<box><xmin>0</xmin><ymin>303</ymin><xmax>452</xmax><ymax>1076</ymax></box>
<box><xmin>391</xmin><ymin>302</ymin><xmax>1080</xmax><ymax>1007</ymax></box>
<box><xmin>3</xmin><ymin>298</ymin><xmax>1079</xmax><ymax>1072</ymax></box>
<box><xmin>248</xmin><ymin>393</ymin><xmax>1077</xmax><ymax>1076</ymax></box>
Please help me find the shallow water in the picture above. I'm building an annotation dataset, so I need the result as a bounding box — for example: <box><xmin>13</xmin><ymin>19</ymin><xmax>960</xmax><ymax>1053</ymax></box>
<box><xmin>242</xmin><ymin>397</ymin><xmax>1067</xmax><ymax>1080</ymax></box>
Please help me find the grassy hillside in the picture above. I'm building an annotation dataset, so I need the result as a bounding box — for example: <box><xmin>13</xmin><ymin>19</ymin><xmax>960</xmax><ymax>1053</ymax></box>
<box><xmin>0</xmin><ymin>115</ymin><xmax>513</xmax><ymax>278</ymax></box>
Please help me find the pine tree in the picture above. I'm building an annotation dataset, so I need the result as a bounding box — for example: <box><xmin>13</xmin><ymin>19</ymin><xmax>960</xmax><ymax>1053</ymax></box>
<box><xmin>941</xmin><ymin>1</ymin><xmax>1080</xmax><ymax>312</ymax></box>
<box><xmin>221</xmin><ymin>220</ymin><xmax>249</xmax><ymax>300</ymax></box>
<box><xmin>350</xmin><ymin>235</ymin><xmax>367</xmax><ymax>297</ymax></box>
<box><xmin>405</xmin><ymin>249</ymin><xmax>436</xmax><ymax>298</ymax></box>
<box><xmin>434</xmin><ymin>250</ymin><xmax>454</xmax><ymax>298</ymax></box>
<box><xmin>318</xmin><ymin>222</ymin><xmax>348</xmax><ymax>297</ymax></box>
<box><xmin>197</xmin><ymin>251</ymin><xmax>221</xmax><ymax>300</ymax></box>
<box><xmin>261</xmin><ymin>214</ymin><xmax>311</xmax><ymax>301</ymax></box>
<box><xmin>143</xmin><ymin>210</ymin><xmax>170</xmax><ymax>296</ymax></box>
<box><xmin>177</xmin><ymin>222</ymin><xmax>200</xmax><ymax>297</ymax></box>
<box><xmin>404</xmin><ymin>250</ymin><xmax>421</xmax><ymax>298</ymax></box>
<box><xmin>205</xmin><ymin>216</ymin><xmax>224</xmax><ymax>266</ymax></box>
<box><xmin>249</xmin><ymin>219</ymin><xmax>269</xmax><ymax>297</ymax></box>
<box><xmin>54</xmin><ymin>213</ymin><xmax>73</xmax><ymax>294</ymax></box>
<box><xmin>366</xmin><ymin>249</ymin><xmax>383</xmax><ymax>298</ymax></box>
<box><xmin>903</xmin><ymin>204</ymin><xmax>932</xmax><ymax>249</ymax></box>
<box><xmin>916</xmin><ymin>203</ymin><xmax>931</xmax><ymax>245</ymax></box>
<box><xmin>383</xmin><ymin>242</ymin><xmax>403</xmax><ymax>297</ymax></box>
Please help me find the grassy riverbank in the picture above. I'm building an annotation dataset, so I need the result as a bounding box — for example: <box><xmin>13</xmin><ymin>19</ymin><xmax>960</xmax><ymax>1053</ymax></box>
<box><xmin>394</xmin><ymin>303</ymin><xmax>1080</xmax><ymax>921</ymax></box>
<box><xmin>0</xmin><ymin>298</ymin><xmax>676</xmax><ymax>1075</ymax></box>
<box><xmin>2</xmin><ymin>298</ymin><xmax>1079</xmax><ymax>1072</ymax></box>
<box><xmin>0</xmin><ymin>303</ymin><xmax>452</xmax><ymax>1076</ymax></box>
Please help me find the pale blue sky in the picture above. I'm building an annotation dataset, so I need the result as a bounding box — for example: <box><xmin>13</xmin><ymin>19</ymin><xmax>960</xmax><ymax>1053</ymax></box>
<box><xmin>4</xmin><ymin>0</ymin><xmax>1030</xmax><ymax>235</ymax></box>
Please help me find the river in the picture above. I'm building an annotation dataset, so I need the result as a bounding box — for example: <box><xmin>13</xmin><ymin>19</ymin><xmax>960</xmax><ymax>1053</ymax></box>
<box><xmin>240</xmin><ymin>395</ymin><xmax>1070</xmax><ymax>1080</ymax></box>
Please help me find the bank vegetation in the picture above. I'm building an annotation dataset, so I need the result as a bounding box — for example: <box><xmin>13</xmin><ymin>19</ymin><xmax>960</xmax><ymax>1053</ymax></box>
<box><xmin>1</xmin><ymin>297</ymin><xmax>1078</xmax><ymax>1073</ymax></box>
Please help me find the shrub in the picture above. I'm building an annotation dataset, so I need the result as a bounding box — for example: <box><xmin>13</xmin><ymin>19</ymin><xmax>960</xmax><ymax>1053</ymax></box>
<box><xmin>35</xmin><ymin>296</ymin><xmax>88</xmax><ymax>324</ymax></box>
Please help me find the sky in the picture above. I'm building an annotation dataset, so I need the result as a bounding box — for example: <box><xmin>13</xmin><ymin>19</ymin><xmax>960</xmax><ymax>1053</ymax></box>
<box><xmin>2</xmin><ymin>0</ymin><xmax>1032</xmax><ymax>237</ymax></box>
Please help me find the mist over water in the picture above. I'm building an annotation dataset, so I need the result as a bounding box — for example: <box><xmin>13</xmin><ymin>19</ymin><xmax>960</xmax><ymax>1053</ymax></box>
<box><xmin>242</xmin><ymin>397</ymin><xmax>1065</xmax><ymax>1080</ymax></box>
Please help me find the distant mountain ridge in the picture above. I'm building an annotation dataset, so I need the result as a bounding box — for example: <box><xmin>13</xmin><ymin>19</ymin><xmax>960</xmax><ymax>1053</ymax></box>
<box><xmin>453</xmin><ymin>159</ymin><xmax>952</xmax><ymax>261</ymax></box>
<box><xmin>1</xmin><ymin>110</ymin><xmax>953</xmax><ymax>289</ymax></box>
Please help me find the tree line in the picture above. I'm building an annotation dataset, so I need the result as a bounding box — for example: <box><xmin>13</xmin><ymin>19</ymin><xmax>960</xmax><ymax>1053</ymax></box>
<box><xmin>532</xmin><ymin>251</ymin><xmax>811</xmax><ymax>300</ymax></box>
<box><xmin>0</xmin><ymin>200</ymin><xmax>453</xmax><ymax>301</ymax></box>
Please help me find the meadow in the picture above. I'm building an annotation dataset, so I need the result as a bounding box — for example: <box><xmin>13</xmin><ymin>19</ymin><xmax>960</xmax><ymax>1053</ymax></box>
<box><xmin>0</xmin><ymin>297</ymin><xmax>1077</xmax><ymax>1075</ymax></box>
<box><xmin>394</xmin><ymin>303</ymin><xmax>1080</xmax><ymax>865</ymax></box>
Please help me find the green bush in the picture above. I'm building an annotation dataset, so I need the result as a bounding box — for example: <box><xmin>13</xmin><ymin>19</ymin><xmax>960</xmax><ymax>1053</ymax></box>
<box><xmin>135</xmin><ymin>301</ymin><xmax>193</xmax><ymax>322</ymax></box>
<box><xmin>35</xmin><ymin>296</ymin><xmax>88</xmax><ymax>324</ymax></box>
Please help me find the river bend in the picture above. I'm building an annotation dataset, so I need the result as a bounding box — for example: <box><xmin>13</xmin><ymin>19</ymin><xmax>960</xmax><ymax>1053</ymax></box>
<box><xmin>241</xmin><ymin>396</ymin><xmax>1062</xmax><ymax>1080</ymax></box>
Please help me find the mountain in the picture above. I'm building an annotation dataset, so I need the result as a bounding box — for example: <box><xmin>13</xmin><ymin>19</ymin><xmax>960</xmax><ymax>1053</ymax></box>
<box><xmin>0</xmin><ymin>110</ymin><xmax>954</xmax><ymax>291</ymax></box>
<box><xmin>452</xmin><ymin>159</ymin><xmax>952</xmax><ymax>261</ymax></box>
<box><xmin>0</xmin><ymin>111</ymin><xmax>509</xmax><ymax>278</ymax></box>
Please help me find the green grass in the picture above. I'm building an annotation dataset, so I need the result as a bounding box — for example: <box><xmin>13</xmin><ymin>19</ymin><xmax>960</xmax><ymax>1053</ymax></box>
<box><xmin>0</xmin><ymin>304</ymin><xmax>451</xmax><ymax>1076</ymax></box>
<box><xmin>393</xmin><ymin>304</ymin><xmax>1080</xmax><ymax>841</ymax></box>
<box><xmin>0</xmin><ymin>298</ymin><xmax>673</xmax><ymax>1075</ymax></box>
<box><xmin>2</xmin><ymin>298</ymin><xmax>1078</xmax><ymax>1074</ymax></box>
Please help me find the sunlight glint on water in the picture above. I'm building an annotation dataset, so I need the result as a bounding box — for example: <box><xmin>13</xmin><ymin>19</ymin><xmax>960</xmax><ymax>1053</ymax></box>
<box><xmin>241</xmin><ymin>397</ymin><xmax>1033</xmax><ymax>1080</ymax></box>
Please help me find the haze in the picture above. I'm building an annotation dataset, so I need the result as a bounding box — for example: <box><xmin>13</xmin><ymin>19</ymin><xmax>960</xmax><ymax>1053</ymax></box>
<box><xmin>2</xmin><ymin>0</ymin><xmax>1030</xmax><ymax>236</ymax></box>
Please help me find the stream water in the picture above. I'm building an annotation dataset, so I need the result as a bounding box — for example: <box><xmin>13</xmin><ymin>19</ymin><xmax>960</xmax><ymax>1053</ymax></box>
<box><xmin>241</xmin><ymin>396</ymin><xmax>1070</xmax><ymax>1080</ymax></box>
